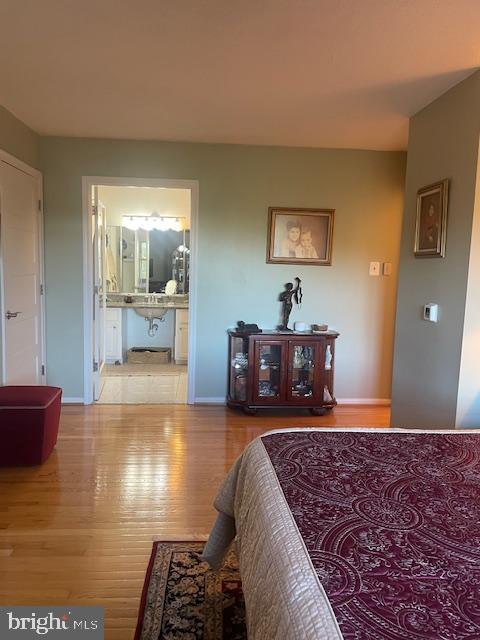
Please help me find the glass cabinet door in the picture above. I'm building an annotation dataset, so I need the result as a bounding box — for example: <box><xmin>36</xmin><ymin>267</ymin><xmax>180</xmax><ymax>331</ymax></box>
<box><xmin>229</xmin><ymin>336</ymin><xmax>249</xmax><ymax>402</ymax></box>
<box><xmin>323</xmin><ymin>338</ymin><xmax>336</xmax><ymax>405</ymax></box>
<box><xmin>253</xmin><ymin>341</ymin><xmax>284</xmax><ymax>402</ymax></box>
<box><xmin>287</xmin><ymin>341</ymin><xmax>321</xmax><ymax>401</ymax></box>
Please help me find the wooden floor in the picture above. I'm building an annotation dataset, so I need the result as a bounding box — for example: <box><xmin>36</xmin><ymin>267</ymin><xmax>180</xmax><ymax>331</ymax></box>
<box><xmin>0</xmin><ymin>404</ymin><xmax>389</xmax><ymax>639</ymax></box>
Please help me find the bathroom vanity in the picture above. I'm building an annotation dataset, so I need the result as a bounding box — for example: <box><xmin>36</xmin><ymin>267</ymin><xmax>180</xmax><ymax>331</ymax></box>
<box><xmin>105</xmin><ymin>307</ymin><xmax>123</xmax><ymax>363</ymax></box>
<box><xmin>174</xmin><ymin>308</ymin><xmax>189</xmax><ymax>363</ymax></box>
<box><xmin>104</xmin><ymin>294</ymin><xmax>189</xmax><ymax>364</ymax></box>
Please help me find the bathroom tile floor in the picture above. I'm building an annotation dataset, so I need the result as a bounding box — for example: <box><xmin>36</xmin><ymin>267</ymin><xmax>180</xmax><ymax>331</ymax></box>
<box><xmin>103</xmin><ymin>363</ymin><xmax>186</xmax><ymax>376</ymax></box>
<box><xmin>97</xmin><ymin>364</ymin><xmax>187</xmax><ymax>403</ymax></box>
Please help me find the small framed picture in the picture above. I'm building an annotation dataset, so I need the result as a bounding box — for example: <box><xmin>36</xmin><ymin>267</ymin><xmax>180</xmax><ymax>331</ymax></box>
<box><xmin>266</xmin><ymin>207</ymin><xmax>334</xmax><ymax>266</ymax></box>
<box><xmin>414</xmin><ymin>179</ymin><xmax>449</xmax><ymax>258</ymax></box>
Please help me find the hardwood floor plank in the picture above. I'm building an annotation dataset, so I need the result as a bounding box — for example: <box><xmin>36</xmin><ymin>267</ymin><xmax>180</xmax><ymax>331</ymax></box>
<box><xmin>0</xmin><ymin>403</ymin><xmax>389</xmax><ymax>639</ymax></box>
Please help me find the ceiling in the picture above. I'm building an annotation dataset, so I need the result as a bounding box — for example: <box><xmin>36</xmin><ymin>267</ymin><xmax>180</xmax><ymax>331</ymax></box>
<box><xmin>0</xmin><ymin>0</ymin><xmax>478</xmax><ymax>150</ymax></box>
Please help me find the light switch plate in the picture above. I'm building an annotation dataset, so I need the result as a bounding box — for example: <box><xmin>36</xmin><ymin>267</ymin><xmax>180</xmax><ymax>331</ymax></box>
<box><xmin>383</xmin><ymin>262</ymin><xmax>392</xmax><ymax>276</ymax></box>
<box><xmin>369</xmin><ymin>261</ymin><xmax>380</xmax><ymax>276</ymax></box>
<box><xmin>424</xmin><ymin>303</ymin><xmax>438</xmax><ymax>322</ymax></box>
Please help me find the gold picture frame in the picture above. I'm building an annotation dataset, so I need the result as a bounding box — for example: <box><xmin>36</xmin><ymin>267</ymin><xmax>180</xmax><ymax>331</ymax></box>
<box><xmin>266</xmin><ymin>207</ymin><xmax>335</xmax><ymax>266</ymax></box>
<box><xmin>414</xmin><ymin>179</ymin><xmax>449</xmax><ymax>258</ymax></box>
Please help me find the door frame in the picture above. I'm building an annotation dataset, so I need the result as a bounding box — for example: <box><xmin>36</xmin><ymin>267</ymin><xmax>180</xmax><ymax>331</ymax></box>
<box><xmin>92</xmin><ymin>192</ymin><xmax>107</xmax><ymax>400</ymax></box>
<box><xmin>0</xmin><ymin>148</ymin><xmax>45</xmax><ymax>385</ymax></box>
<box><xmin>82</xmin><ymin>176</ymin><xmax>199</xmax><ymax>405</ymax></box>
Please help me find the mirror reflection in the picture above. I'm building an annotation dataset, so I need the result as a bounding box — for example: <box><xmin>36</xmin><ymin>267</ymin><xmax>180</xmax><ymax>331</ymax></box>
<box><xmin>99</xmin><ymin>184</ymin><xmax>191</xmax><ymax>296</ymax></box>
<box><xmin>106</xmin><ymin>220</ymin><xmax>190</xmax><ymax>294</ymax></box>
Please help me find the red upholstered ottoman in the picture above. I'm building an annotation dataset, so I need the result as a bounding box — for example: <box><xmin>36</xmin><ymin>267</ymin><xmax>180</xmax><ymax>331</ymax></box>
<box><xmin>0</xmin><ymin>386</ymin><xmax>62</xmax><ymax>465</ymax></box>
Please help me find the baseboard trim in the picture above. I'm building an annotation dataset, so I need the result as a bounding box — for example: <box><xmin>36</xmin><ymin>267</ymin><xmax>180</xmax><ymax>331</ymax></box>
<box><xmin>194</xmin><ymin>397</ymin><xmax>226</xmax><ymax>405</ymax></box>
<box><xmin>60</xmin><ymin>396</ymin><xmax>389</xmax><ymax>407</ymax></box>
<box><xmin>62</xmin><ymin>397</ymin><xmax>85</xmax><ymax>404</ymax></box>
<box><xmin>193</xmin><ymin>397</ymin><xmax>390</xmax><ymax>406</ymax></box>
<box><xmin>337</xmin><ymin>398</ymin><xmax>391</xmax><ymax>406</ymax></box>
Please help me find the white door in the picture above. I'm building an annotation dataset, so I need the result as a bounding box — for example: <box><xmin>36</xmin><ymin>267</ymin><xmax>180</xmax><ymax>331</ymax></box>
<box><xmin>97</xmin><ymin>200</ymin><xmax>107</xmax><ymax>375</ymax></box>
<box><xmin>0</xmin><ymin>159</ymin><xmax>44</xmax><ymax>385</ymax></box>
<box><xmin>91</xmin><ymin>189</ymin><xmax>106</xmax><ymax>400</ymax></box>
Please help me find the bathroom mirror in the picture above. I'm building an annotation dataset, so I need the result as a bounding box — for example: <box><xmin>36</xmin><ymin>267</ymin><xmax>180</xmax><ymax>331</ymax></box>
<box><xmin>105</xmin><ymin>224</ymin><xmax>190</xmax><ymax>294</ymax></box>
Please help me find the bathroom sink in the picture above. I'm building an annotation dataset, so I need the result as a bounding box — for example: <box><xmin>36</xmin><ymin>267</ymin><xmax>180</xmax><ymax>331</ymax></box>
<box><xmin>134</xmin><ymin>307</ymin><xmax>169</xmax><ymax>320</ymax></box>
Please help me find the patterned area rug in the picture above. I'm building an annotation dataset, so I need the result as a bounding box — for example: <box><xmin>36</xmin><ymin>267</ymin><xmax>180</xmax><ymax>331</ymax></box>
<box><xmin>135</xmin><ymin>541</ymin><xmax>246</xmax><ymax>640</ymax></box>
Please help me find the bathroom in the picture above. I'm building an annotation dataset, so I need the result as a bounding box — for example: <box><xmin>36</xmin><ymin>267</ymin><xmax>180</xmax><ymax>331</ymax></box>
<box><xmin>94</xmin><ymin>184</ymin><xmax>191</xmax><ymax>404</ymax></box>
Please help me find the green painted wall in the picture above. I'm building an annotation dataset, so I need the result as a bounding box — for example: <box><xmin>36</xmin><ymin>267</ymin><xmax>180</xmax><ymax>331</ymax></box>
<box><xmin>40</xmin><ymin>137</ymin><xmax>405</xmax><ymax>400</ymax></box>
<box><xmin>391</xmin><ymin>71</ymin><xmax>480</xmax><ymax>428</ymax></box>
<box><xmin>0</xmin><ymin>105</ymin><xmax>40</xmax><ymax>168</ymax></box>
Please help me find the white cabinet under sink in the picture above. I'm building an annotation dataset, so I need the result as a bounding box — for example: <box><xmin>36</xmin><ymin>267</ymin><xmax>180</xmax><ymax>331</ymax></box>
<box><xmin>104</xmin><ymin>305</ymin><xmax>187</xmax><ymax>364</ymax></box>
<box><xmin>175</xmin><ymin>309</ymin><xmax>188</xmax><ymax>364</ymax></box>
<box><xmin>105</xmin><ymin>308</ymin><xmax>123</xmax><ymax>363</ymax></box>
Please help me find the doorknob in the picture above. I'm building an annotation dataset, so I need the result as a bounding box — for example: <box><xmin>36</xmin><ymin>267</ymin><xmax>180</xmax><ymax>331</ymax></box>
<box><xmin>5</xmin><ymin>310</ymin><xmax>21</xmax><ymax>319</ymax></box>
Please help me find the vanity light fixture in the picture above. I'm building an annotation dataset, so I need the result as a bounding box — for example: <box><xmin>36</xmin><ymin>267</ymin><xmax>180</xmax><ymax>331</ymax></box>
<box><xmin>122</xmin><ymin>214</ymin><xmax>183</xmax><ymax>232</ymax></box>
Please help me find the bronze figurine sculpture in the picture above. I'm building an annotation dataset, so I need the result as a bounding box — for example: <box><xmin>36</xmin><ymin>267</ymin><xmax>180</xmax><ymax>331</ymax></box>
<box><xmin>278</xmin><ymin>277</ymin><xmax>302</xmax><ymax>330</ymax></box>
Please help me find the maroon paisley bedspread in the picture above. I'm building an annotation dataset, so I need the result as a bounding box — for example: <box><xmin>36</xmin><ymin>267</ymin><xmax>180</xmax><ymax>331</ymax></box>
<box><xmin>261</xmin><ymin>431</ymin><xmax>480</xmax><ymax>640</ymax></box>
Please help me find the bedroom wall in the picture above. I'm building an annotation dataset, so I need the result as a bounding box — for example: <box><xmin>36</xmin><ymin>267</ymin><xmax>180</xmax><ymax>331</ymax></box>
<box><xmin>39</xmin><ymin>137</ymin><xmax>405</xmax><ymax>401</ymax></box>
<box><xmin>455</xmin><ymin>143</ymin><xmax>480</xmax><ymax>428</ymax></box>
<box><xmin>391</xmin><ymin>70</ymin><xmax>480</xmax><ymax>429</ymax></box>
<box><xmin>0</xmin><ymin>104</ymin><xmax>40</xmax><ymax>169</ymax></box>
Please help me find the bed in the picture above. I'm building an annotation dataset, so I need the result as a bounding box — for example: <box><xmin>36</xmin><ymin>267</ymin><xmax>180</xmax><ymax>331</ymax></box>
<box><xmin>203</xmin><ymin>428</ymin><xmax>480</xmax><ymax>639</ymax></box>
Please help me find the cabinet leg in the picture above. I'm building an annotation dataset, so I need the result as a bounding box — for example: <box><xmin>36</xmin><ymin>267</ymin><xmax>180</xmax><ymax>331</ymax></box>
<box><xmin>243</xmin><ymin>407</ymin><xmax>258</xmax><ymax>416</ymax></box>
<box><xmin>310</xmin><ymin>407</ymin><xmax>327</xmax><ymax>416</ymax></box>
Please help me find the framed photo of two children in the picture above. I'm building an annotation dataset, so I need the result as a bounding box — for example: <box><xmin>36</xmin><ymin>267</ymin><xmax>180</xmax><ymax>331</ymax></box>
<box><xmin>266</xmin><ymin>207</ymin><xmax>335</xmax><ymax>266</ymax></box>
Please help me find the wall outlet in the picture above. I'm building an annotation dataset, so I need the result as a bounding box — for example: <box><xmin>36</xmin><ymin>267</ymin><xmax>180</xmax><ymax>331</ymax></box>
<box><xmin>369</xmin><ymin>261</ymin><xmax>380</xmax><ymax>276</ymax></box>
<box><xmin>383</xmin><ymin>262</ymin><xmax>392</xmax><ymax>276</ymax></box>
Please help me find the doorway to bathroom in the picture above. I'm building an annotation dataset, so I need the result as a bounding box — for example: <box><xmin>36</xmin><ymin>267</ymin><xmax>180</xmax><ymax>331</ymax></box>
<box><xmin>83</xmin><ymin>177</ymin><xmax>198</xmax><ymax>405</ymax></box>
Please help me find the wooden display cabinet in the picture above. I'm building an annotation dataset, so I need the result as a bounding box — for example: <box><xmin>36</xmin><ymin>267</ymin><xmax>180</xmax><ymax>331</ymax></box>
<box><xmin>227</xmin><ymin>330</ymin><xmax>339</xmax><ymax>415</ymax></box>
